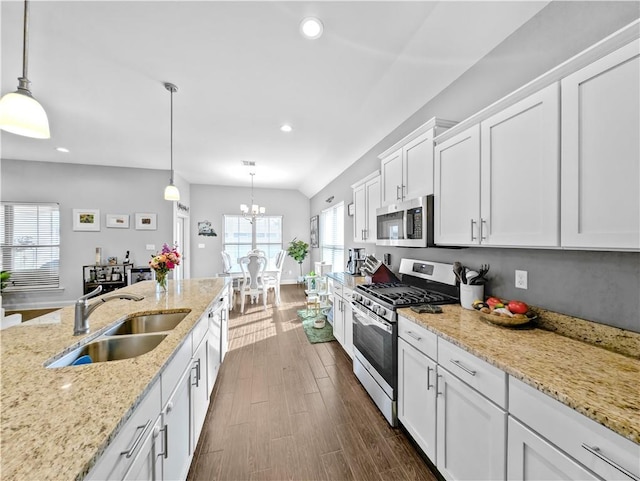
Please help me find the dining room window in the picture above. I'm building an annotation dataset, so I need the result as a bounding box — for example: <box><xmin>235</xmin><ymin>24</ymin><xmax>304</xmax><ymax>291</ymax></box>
<box><xmin>1</xmin><ymin>202</ymin><xmax>60</xmax><ymax>291</ymax></box>
<box><xmin>223</xmin><ymin>215</ymin><xmax>283</xmax><ymax>261</ymax></box>
<box><xmin>320</xmin><ymin>202</ymin><xmax>344</xmax><ymax>271</ymax></box>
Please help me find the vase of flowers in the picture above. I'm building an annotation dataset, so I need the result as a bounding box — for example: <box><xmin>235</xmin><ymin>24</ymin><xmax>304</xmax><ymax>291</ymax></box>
<box><xmin>149</xmin><ymin>243</ymin><xmax>180</xmax><ymax>292</ymax></box>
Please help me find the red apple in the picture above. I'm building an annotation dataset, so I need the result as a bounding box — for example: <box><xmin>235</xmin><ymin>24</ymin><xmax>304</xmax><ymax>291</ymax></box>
<box><xmin>486</xmin><ymin>297</ymin><xmax>502</xmax><ymax>308</ymax></box>
<box><xmin>508</xmin><ymin>300</ymin><xmax>529</xmax><ymax>314</ymax></box>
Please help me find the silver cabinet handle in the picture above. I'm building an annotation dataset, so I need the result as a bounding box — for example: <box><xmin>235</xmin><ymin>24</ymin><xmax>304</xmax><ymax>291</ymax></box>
<box><xmin>157</xmin><ymin>425</ymin><xmax>169</xmax><ymax>460</ymax></box>
<box><xmin>121</xmin><ymin>419</ymin><xmax>151</xmax><ymax>458</ymax></box>
<box><xmin>450</xmin><ymin>359</ymin><xmax>477</xmax><ymax>376</ymax></box>
<box><xmin>427</xmin><ymin>366</ymin><xmax>433</xmax><ymax>390</ymax></box>
<box><xmin>470</xmin><ymin>219</ymin><xmax>477</xmax><ymax>241</ymax></box>
<box><xmin>405</xmin><ymin>331</ymin><xmax>422</xmax><ymax>341</ymax></box>
<box><xmin>481</xmin><ymin>218</ymin><xmax>487</xmax><ymax>241</ymax></box>
<box><xmin>396</xmin><ymin>185</ymin><xmax>401</xmax><ymax>200</ymax></box>
<box><xmin>191</xmin><ymin>358</ymin><xmax>201</xmax><ymax>387</ymax></box>
<box><xmin>436</xmin><ymin>374</ymin><xmax>443</xmax><ymax>397</ymax></box>
<box><xmin>401</xmin><ymin>184</ymin><xmax>406</xmax><ymax>200</ymax></box>
<box><xmin>581</xmin><ymin>444</ymin><xmax>640</xmax><ymax>481</ymax></box>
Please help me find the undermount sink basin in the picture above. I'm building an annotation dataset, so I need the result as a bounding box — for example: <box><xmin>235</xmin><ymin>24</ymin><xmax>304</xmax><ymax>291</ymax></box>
<box><xmin>104</xmin><ymin>310</ymin><xmax>191</xmax><ymax>336</ymax></box>
<box><xmin>47</xmin><ymin>334</ymin><xmax>168</xmax><ymax>368</ymax></box>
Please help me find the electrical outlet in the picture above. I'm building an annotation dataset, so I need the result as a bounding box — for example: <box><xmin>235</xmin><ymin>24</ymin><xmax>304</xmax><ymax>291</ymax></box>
<box><xmin>146</xmin><ymin>244</ymin><xmax>156</xmax><ymax>251</ymax></box>
<box><xmin>515</xmin><ymin>270</ymin><xmax>528</xmax><ymax>289</ymax></box>
<box><xmin>198</xmin><ymin>243</ymin><xmax>205</xmax><ymax>248</ymax></box>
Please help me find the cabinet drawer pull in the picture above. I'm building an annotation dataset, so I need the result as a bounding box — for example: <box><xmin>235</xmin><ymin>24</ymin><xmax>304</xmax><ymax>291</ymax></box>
<box><xmin>121</xmin><ymin>419</ymin><xmax>151</xmax><ymax>458</ymax></box>
<box><xmin>427</xmin><ymin>366</ymin><xmax>433</xmax><ymax>390</ymax></box>
<box><xmin>470</xmin><ymin>219</ymin><xmax>477</xmax><ymax>241</ymax></box>
<box><xmin>405</xmin><ymin>331</ymin><xmax>422</xmax><ymax>341</ymax></box>
<box><xmin>450</xmin><ymin>359</ymin><xmax>477</xmax><ymax>376</ymax></box>
<box><xmin>581</xmin><ymin>444</ymin><xmax>639</xmax><ymax>481</ymax></box>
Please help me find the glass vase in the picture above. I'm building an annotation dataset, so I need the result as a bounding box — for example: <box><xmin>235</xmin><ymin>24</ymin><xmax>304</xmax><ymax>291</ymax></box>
<box><xmin>156</xmin><ymin>270</ymin><xmax>168</xmax><ymax>292</ymax></box>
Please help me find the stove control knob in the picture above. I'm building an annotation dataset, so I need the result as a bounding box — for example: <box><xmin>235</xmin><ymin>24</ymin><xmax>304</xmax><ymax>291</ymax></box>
<box><xmin>364</xmin><ymin>299</ymin><xmax>372</xmax><ymax>307</ymax></box>
<box><xmin>353</xmin><ymin>293</ymin><xmax>361</xmax><ymax>302</ymax></box>
<box><xmin>377</xmin><ymin>307</ymin><xmax>386</xmax><ymax>317</ymax></box>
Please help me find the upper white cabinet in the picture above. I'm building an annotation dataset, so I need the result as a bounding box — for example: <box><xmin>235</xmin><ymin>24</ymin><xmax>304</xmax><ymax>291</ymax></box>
<box><xmin>480</xmin><ymin>83</ymin><xmax>560</xmax><ymax>247</ymax></box>
<box><xmin>352</xmin><ymin>171</ymin><xmax>381</xmax><ymax>243</ymax></box>
<box><xmin>379</xmin><ymin>118</ymin><xmax>456</xmax><ymax>206</ymax></box>
<box><xmin>561</xmin><ymin>39</ymin><xmax>640</xmax><ymax>250</ymax></box>
<box><xmin>434</xmin><ymin>124</ymin><xmax>481</xmax><ymax>246</ymax></box>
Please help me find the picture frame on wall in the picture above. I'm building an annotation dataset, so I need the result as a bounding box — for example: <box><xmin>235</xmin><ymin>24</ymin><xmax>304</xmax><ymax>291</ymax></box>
<box><xmin>73</xmin><ymin>209</ymin><xmax>100</xmax><ymax>231</ymax></box>
<box><xmin>106</xmin><ymin>214</ymin><xmax>130</xmax><ymax>229</ymax></box>
<box><xmin>310</xmin><ymin>215</ymin><xmax>319</xmax><ymax>248</ymax></box>
<box><xmin>135</xmin><ymin>213</ymin><xmax>157</xmax><ymax>230</ymax></box>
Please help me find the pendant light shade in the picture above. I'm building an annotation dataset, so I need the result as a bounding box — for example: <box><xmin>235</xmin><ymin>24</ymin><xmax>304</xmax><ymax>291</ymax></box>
<box><xmin>163</xmin><ymin>82</ymin><xmax>180</xmax><ymax>201</ymax></box>
<box><xmin>0</xmin><ymin>1</ymin><xmax>50</xmax><ymax>139</ymax></box>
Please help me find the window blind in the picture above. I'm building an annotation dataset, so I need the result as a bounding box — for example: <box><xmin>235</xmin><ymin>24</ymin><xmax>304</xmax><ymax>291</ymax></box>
<box><xmin>223</xmin><ymin>215</ymin><xmax>283</xmax><ymax>261</ymax></box>
<box><xmin>1</xmin><ymin>202</ymin><xmax>60</xmax><ymax>290</ymax></box>
<box><xmin>320</xmin><ymin>202</ymin><xmax>344</xmax><ymax>271</ymax></box>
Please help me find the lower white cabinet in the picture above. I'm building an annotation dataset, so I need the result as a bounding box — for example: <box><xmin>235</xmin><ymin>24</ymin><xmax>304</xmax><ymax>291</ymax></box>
<box><xmin>507</xmin><ymin>417</ymin><xmax>598</xmax><ymax>481</ymax></box>
<box><xmin>123</xmin><ymin>416</ymin><xmax>163</xmax><ymax>481</ymax></box>
<box><xmin>161</xmin><ymin>364</ymin><xmax>192</xmax><ymax>481</ymax></box>
<box><xmin>191</xmin><ymin>335</ymin><xmax>209</xmax><ymax>448</ymax></box>
<box><xmin>436</xmin><ymin>366</ymin><xmax>507</xmax><ymax>481</ymax></box>
<box><xmin>330</xmin><ymin>281</ymin><xmax>353</xmax><ymax>358</ymax></box>
<box><xmin>397</xmin><ymin>338</ymin><xmax>437</xmax><ymax>460</ymax></box>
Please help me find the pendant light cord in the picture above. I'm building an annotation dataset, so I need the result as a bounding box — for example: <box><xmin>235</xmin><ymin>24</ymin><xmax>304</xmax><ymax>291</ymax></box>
<box><xmin>170</xmin><ymin>86</ymin><xmax>174</xmax><ymax>183</ymax></box>
<box><xmin>17</xmin><ymin>0</ymin><xmax>31</xmax><ymax>92</ymax></box>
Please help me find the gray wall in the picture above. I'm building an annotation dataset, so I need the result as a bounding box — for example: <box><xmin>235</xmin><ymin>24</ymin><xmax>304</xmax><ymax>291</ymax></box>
<box><xmin>1</xmin><ymin>159</ymin><xmax>174</xmax><ymax>309</ymax></box>
<box><xmin>310</xmin><ymin>2</ymin><xmax>640</xmax><ymax>332</ymax></box>
<box><xmin>189</xmin><ymin>184</ymin><xmax>310</xmax><ymax>283</ymax></box>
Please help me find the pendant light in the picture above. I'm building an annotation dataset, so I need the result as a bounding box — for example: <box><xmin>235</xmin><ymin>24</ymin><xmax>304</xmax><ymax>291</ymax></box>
<box><xmin>240</xmin><ymin>171</ymin><xmax>265</xmax><ymax>224</ymax></box>
<box><xmin>163</xmin><ymin>82</ymin><xmax>180</xmax><ymax>201</ymax></box>
<box><xmin>0</xmin><ymin>0</ymin><xmax>50</xmax><ymax>139</ymax></box>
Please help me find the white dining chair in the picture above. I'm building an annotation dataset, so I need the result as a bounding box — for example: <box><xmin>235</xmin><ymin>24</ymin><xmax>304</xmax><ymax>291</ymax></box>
<box><xmin>238</xmin><ymin>254</ymin><xmax>267</xmax><ymax>313</ymax></box>
<box><xmin>220</xmin><ymin>251</ymin><xmax>239</xmax><ymax>309</ymax></box>
<box><xmin>265</xmin><ymin>249</ymin><xmax>286</xmax><ymax>306</ymax></box>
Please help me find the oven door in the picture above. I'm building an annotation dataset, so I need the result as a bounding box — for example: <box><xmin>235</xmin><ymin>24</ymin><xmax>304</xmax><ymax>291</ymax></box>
<box><xmin>351</xmin><ymin>302</ymin><xmax>397</xmax><ymax>394</ymax></box>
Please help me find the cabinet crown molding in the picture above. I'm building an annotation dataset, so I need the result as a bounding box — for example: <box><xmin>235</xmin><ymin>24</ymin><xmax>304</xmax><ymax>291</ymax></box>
<box><xmin>378</xmin><ymin>117</ymin><xmax>458</xmax><ymax>160</ymax></box>
<box><xmin>350</xmin><ymin>169</ymin><xmax>380</xmax><ymax>189</ymax></box>
<box><xmin>434</xmin><ymin>19</ymin><xmax>639</xmax><ymax>145</ymax></box>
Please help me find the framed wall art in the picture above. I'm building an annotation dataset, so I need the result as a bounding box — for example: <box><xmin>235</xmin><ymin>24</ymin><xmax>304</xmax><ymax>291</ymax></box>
<box><xmin>73</xmin><ymin>209</ymin><xmax>100</xmax><ymax>231</ymax></box>
<box><xmin>106</xmin><ymin>214</ymin><xmax>130</xmax><ymax>229</ymax></box>
<box><xmin>135</xmin><ymin>213</ymin><xmax>157</xmax><ymax>230</ymax></box>
<box><xmin>310</xmin><ymin>215</ymin><xmax>319</xmax><ymax>248</ymax></box>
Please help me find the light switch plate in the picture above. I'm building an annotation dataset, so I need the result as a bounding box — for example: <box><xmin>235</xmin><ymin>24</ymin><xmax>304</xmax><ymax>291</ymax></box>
<box><xmin>146</xmin><ymin>244</ymin><xmax>155</xmax><ymax>251</ymax></box>
<box><xmin>198</xmin><ymin>243</ymin><xmax>205</xmax><ymax>248</ymax></box>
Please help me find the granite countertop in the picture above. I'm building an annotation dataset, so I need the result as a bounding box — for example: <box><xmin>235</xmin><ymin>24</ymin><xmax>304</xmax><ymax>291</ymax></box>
<box><xmin>398</xmin><ymin>305</ymin><xmax>640</xmax><ymax>445</ymax></box>
<box><xmin>326</xmin><ymin>271</ymin><xmax>366</xmax><ymax>289</ymax></box>
<box><xmin>0</xmin><ymin>278</ymin><xmax>227</xmax><ymax>481</ymax></box>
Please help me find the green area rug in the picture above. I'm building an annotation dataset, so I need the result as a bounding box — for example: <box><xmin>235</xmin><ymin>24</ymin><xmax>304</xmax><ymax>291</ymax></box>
<box><xmin>297</xmin><ymin>309</ymin><xmax>336</xmax><ymax>344</ymax></box>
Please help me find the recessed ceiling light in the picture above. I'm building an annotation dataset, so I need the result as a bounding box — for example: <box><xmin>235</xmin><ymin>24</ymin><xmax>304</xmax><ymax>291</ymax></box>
<box><xmin>280</xmin><ymin>124</ymin><xmax>293</xmax><ymax>133</ymax></box>
<box><xmin>56</xmin><ymin>147</ymin><xmax>69</xmax><ymax>153</ymax></box>
<box><xmin>300</xmin><ymin>17</ymin><xmax>323</xmax><ymax>40</ymax></box>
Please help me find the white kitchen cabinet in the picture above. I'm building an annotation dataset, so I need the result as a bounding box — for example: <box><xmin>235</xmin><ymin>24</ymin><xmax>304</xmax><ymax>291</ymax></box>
<box><xmin>507</xmin><ymin>417</ymin><xmax>599</xmax><ymax>481</ymax></box>
<box><xmin>480</xmin><ymin>83</ymin><xmax>560</xmax><ymax>247</ymax></box>
<box><xmin>397</xmin><ymin>337</ymin><xmax>437</xmax><ymax>461</ymax></box>
<box><xmin>352</xmin><ymin>171</ymin><xmax>381</xmax><ymax>243</ymax></box>
<box><xmin>434</xmin><ymin>124</ymin><xmax>481</xmax><ymax>246</ymax></box>
<box><xmin>191</xmin><ymin>334</ymin><xmax>209</xmax><ymax>448</ymax></box>
<box><xmin>436</xmin><ymin>366</ymin><xmax>507</xmax><ymax>481</ymax></box>
<box><xmin>342</xmin><ymin>286</ymin><xmax>353</xmax><ymax>358</ymax></box>
<box><xmin>561</xmin><ymin>39</ymin><xmax>640</xmax><ymax>250</ymax></box>
<box><xmin>122</xmin><ymin>416</ymin><xmax>163</xmax><ymax>481</ymax></box>
<box><xmin>86</xmin><ymin>381</ymin><xmax>162</xmax><ymax>481</ymax></box>
<box><xmin>331</xmin><ymin>281</ymin><xmax>345</xmax><ymax>346</ymax></box>
<box><xmin>380</xmin><ymin>118</ymin><xmax>457</xmax><ymax>206</ymax></box>
<box><xmin>161</xmin><ymin>365</ymin><xmax>192</xmax><ymax>481</ymax></box>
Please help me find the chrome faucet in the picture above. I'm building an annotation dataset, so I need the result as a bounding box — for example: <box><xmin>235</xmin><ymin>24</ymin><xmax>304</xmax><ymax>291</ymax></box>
<box><xmin>74</xmin><ymin>285</ymin><xmax>144</xmax><ymax>336</ymax></box>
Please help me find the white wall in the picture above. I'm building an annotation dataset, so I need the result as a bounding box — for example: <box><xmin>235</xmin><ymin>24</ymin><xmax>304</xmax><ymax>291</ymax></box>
<box><xmin>1</xmin><ymin>159</ymin><xmax>174</xmax><ymax>309</ymax></box>
<box><xmin>189</xmin><ymin>184</ymin><xmax>310</xmax><ymax>283</ymax></box>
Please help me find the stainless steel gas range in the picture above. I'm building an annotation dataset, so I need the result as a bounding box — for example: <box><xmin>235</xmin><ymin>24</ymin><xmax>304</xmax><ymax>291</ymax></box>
<box><xmin>351</xmin><ymin>258</ymin><xmax>459</xmax><ymax>426</ymax></box>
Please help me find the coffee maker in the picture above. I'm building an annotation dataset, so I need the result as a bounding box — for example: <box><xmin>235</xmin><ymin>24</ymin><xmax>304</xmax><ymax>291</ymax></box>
<box><xmin>346</xmin><ymin>248</ymin><xmax>366</xmax><ymax>275</ymax></box>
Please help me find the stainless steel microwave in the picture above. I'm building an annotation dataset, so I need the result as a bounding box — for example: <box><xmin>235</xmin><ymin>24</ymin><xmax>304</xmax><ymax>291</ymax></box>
<box><xmin>375</xmin><ymin>195</ymin><xmax>434</xmax><ymax>247</ymax></box>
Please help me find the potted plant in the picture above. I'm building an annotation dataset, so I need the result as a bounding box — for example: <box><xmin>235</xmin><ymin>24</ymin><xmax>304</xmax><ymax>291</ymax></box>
<box><xmin>287</xmin><ymin>238</ymin><xmax>309</xmax><ymax>282</ymax></box>
<box><xmin>1</xmin><ymin>271</ymin><xmax>11</xmax><ymax>292</ymax></box>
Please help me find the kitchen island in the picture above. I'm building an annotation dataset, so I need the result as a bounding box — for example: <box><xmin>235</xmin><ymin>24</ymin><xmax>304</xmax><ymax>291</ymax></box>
<box><xmin>0</xmin><ymin>277</ymin><xmax>227</xmax><ymax>481</ymax></box>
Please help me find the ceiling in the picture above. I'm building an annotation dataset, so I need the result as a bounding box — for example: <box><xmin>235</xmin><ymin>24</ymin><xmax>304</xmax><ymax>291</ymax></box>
<box><xmin>1</xmin><ymin>1</ymin><xmax>549</xmax><ymax>198</ymax></box>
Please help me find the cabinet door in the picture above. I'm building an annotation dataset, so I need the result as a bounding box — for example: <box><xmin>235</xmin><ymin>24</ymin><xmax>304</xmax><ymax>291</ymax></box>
<box><xmin>192</xmin><ymin>337</ymin><xmax>209</xmax><ymax>448</ymax></box>
<box><xmin>404</xmin><ymin>130</ymin><xmax>435</xmax><ymax>199</ymax></box>
<box><xmin>207</xmin><ymin>308</ymin><xmax>222</xmax><ymax>396</ymax></box>
<box><xmin>365</xmin><ymin>176</ymin><xmax>381</xmax><ymax>243</ymax></box>
<box><xmin>342</xmin><ymin>291</ymin><xmax>353</xmax><ymax>358</ymax></box>
<box><xmin>398</xmin><ymin>339</ymin><xmax>437</xmax><ymax>462</ymax></box>
<box><xmin>381</xmin><ymin>149</ymin><xmax>403</xmax><ymax>205</ymax></box>
<box><xmin>332</xmin><ymin>293</ymin><xmax>345</xmax><ymax>345</ymax></box>
<box><xmin>434</xmin><ymin>125</ymin><xmax>481</xmax><ymax>246</ymax></box>
<box><xmin>353</xmin><ymin>183</ymin><xmax>367</xmax><ymax>242</ymax></box>
<box><xmin>436</xmin><ymin>367</ymin><xmax>506</xmax><ymax>481</ymax></box>
<box><xmin>123</xmin><ymin>416</ymin><xmax>163</xmax><ymax>481</ymax></box>
<box><xmin>561</xmin><ymin>40</ymin><xmax>640</xmax><ymax>250</ymax></box>
<box><xmin>162</xmin><ymin>367</ymin><xmax>192</xmax><ymax>481</ymax></box>
<box><xmin>507</xmin><ymin>417</ymin><xmax>598</xmax><ymax>481</ymax></box>
<box><xmin>480</xmin><ymin>83</ymin><xmax>560</xmax><ymax>247</ymax></box>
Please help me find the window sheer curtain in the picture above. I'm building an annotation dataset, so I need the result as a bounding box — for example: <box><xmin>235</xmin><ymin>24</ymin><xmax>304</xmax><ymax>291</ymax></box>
<box><xmin>320</xmin><ymin>202</ymin><xmax>344</xmax><ymax>272</ymax></box>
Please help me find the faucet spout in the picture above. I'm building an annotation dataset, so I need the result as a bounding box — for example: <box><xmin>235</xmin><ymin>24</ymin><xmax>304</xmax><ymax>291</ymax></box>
<box><xmin>74</xmin><ymin>288</ymin><xmax>144</xmax><ymax>336</ymax></box>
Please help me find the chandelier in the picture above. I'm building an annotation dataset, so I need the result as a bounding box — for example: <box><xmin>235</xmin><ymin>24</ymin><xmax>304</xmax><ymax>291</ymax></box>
<box><xmin>240</xmin><ymin>172</ymin><xmax>265</xmax><ymax>223</ymax></box>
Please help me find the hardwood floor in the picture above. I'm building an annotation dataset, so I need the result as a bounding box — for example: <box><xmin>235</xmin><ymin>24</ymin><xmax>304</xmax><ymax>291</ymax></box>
<box><xmin>187</xmin><ymin>284</ymin><xmax>438</xmax><ymax>481</ymax></box>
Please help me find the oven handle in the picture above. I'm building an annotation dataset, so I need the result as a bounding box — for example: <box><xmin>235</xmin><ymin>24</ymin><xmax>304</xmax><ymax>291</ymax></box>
<box><xmin>352</xmin><ymin>303</ymin><xmax>393</xmax><ymax>334</ymax></box>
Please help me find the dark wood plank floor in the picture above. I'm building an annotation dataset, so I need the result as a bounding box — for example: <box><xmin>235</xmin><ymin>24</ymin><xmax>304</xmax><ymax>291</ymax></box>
<box><xmin>187</xmin><ymin>284</ymin><xmax>437</xmax><ymax>481</ymax></box>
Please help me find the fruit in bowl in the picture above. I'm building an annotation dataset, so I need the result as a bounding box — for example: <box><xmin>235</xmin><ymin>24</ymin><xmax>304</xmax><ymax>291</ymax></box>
<box><xmin>473</xmin><ymin>297</ymin><xmax>534</xmax><ymax>318</ymax></box>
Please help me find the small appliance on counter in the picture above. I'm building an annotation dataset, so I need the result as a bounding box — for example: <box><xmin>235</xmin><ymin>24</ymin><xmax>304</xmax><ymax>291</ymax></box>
<box><xmin>346</xmin><ymin>248</ymin><xmax>366</xmax><ymax>275</ymax></box>
<box><xmin>129</xmin><ymin>266</ymin><xmax>153</xmax><ymax>284</ymax></box>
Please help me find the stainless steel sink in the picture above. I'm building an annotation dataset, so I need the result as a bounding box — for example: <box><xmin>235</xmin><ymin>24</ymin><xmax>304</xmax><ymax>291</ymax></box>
<box><xmin>104</xmin><ymin>310</ymin><xmax>191</xmax><ymax>336</ymax></box>
<box><xmin>47</xmin><ymin>334</ymin><xmax>167</xmax><ymax>367</ymax></box>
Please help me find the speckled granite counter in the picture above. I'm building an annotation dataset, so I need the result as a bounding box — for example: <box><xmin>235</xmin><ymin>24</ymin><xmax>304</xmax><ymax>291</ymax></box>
<box><xmin>0</xmin><ymin>278</ymin><xmax>227</xmax><ymax>481</ymax></box>
<box><xmin>398</xmin><ymin>305</ymin><xmax>640</xmax><ymax>445</ymax></box>
<box><xmin>326</xmin><ymin>271</ymin><xmax>366</xmax><ymax>289</ymax></box>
